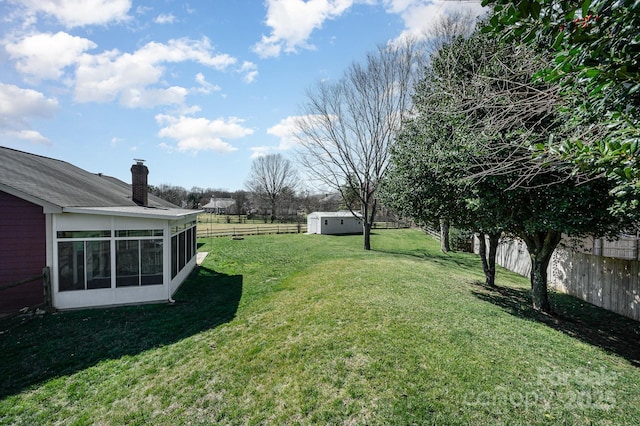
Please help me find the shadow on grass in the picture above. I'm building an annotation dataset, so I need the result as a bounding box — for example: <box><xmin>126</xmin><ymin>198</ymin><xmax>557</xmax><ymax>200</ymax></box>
<box><xmin>470</xmin><ymin>282</ymin><xmax>640</xmax><ymax>367</ymax></box>
<box><xmin>374</xmin><ymin>247</ymin><xmax>481</xmax><ymax>273</ymax></box>
<box><xmin>0</xmin><ymin>266</ymin><xmax>241</xmax><ymax>399</ymax></box>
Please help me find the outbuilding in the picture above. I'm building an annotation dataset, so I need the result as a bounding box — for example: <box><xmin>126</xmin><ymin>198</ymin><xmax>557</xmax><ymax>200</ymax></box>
<box><xmin>202</xmin><ymin>198</ymin><xmax>235</xmax><ymax>214</ymax></box>
<box><xmin>307</xmin><ymin>211</ymin><xmax>362</xmax><ymax>235</ymax></box>
<box><xmin>0</xmin><ymin>147</ymin><xmax>201</xmax><ymax>314</ymax></box>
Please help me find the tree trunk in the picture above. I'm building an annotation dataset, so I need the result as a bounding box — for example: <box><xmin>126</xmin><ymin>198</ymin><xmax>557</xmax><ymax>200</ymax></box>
<box><xmin>521</xmin><ymin>231</ymin><xmax>562</xmax><ymax>313</ymax></box>
<box><xmin>477</xmin><ymin>232</ymin><xmax>490</xmax><ymax>281</ymax></box>
<box><xmin>363</xmin><ymin>222</ymin><xmax>372</xmax><ymax>250</ymax></box>
<box><xmin>440</xmin><ymin>218</ymin><xmax>450</xmax><ymax>253</ymax></box>
<box><xmin>486</xmin><ymin>232</ymin><xmax>500</xmax><ymax>287</ymax></box>
<box><xmin>477</xmin><ymin>232</ymin><xmax>500</xmax><ymax>286</ymax></box>
<box><xmin>361</xmin><ymin>199</ymin><xmax>377</xmax><ymax>251</ymax></box>
<box><xmin>270</xmin><ymin>200</ymin><xmax>277</xmax><ymax>223</ymax></box>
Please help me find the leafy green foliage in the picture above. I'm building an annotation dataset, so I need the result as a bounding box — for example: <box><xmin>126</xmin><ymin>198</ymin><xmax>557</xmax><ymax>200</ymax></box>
<box><xmin>383</xmin><ymin>27</ymin><xmax>628</xmax><ymax>311</ymax></box>
<box><xmin>482</xmin><ymin>0</ymin><xmax>640</xmax><ymax>223</ymax></box>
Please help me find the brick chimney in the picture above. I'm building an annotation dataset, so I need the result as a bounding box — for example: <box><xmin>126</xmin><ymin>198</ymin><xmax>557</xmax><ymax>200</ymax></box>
<box><xmin>131</xmin><ymin>159</ymin><xmax>148</xmax><ymax>206</ymax></box>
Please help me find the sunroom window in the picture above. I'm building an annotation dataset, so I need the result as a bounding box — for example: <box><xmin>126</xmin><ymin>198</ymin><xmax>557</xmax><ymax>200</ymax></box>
<box><xmin>58</xmin><ymin>240</ymin><xmax>111</xmax><ymax>291</ymax></box>
<box><xmin>116</xmin><ymin>232</ymin><xmax>163</xmax><ymax>287</ymax></box>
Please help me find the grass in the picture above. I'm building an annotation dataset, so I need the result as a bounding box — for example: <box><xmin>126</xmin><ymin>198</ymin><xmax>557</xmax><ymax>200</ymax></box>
<box><xmin>1</xmin><ymin>229</ymin><xmax>639</xmax><ymax>425</ymax></box>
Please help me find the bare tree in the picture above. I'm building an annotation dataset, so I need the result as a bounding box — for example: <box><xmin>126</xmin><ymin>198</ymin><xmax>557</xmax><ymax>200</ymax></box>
<box><xmin>423</xmin><ymin>8</ymin><xmax>478</xmax><ymax>55</ymax></box>
<box><xmin>245</xmin><ymin>154</ymin><xmax>298</xmax><ymax>223</ymax></box>
<box><xmin>150</xmin><ymin>184</ymin><xmax>187</xmax><ymax>207</ymax></box>
<box><xmin>231</xmin><ymin>190</ymin><xmax>248</xmax><ymax>220</ymax></box>
<box><xmin>295</xmin><ymin>40</ymin><xmax>423</xmax><ymax>250</ymax></box>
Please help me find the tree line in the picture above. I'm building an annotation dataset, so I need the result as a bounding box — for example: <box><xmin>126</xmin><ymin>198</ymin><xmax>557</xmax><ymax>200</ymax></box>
<box><xmin>149</xmin><ymin>155</ymin><xmax>389</xmax><ymax>223</ymax></box>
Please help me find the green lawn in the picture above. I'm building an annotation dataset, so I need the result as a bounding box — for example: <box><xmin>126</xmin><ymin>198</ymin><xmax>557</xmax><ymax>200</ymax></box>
<box><xmin>1</xmin><ymin>229</ymin><xmax>639</xmax><ymax>425</ymax></box>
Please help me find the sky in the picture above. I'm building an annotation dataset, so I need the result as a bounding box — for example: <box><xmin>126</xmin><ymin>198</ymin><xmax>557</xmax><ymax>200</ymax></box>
<box><xmin>0</xmin><ymin>0</ymin><xmax>485</xmax><ymax>192</ymax></box>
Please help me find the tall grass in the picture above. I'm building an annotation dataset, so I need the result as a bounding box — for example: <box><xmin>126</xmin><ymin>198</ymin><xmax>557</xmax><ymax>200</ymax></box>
<box><xmin>1</xmin><ymin>229</ymin><xmax>639</xmax><ymax>425</ymax></box>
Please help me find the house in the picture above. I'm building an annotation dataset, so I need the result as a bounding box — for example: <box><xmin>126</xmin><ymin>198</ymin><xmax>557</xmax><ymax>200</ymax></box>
<box><xmin>202</xmin><ymin>198</ymin><xmax>235</xmax><ymax>214</ymax></box>
<box><xmin>0</xmin><ymin>147</ymin><xmax>202</xmax><ymax>314</ymax></box>
<box><xmin>307</xmin><ymin>211</ymin><xmax>362</xmax><ymax>235</ymax></box>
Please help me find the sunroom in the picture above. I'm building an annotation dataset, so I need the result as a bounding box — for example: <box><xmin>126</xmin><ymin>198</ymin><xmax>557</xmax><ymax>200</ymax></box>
<box><xmin>52</xmin><ymin>208</ymin><xmax>200</xmax><ymax>310</ymax></box>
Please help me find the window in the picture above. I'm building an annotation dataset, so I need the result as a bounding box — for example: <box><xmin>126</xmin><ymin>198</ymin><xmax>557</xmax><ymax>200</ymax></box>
<box><xmin>116</xmin><ymin>240</ymin><xmax>139</xmax><ymax>287</ymax></box>
<box><xmin>57</xmin><ymin>230</ymin><xmax>110</xmax><ymax>239</ymax></box>
<box><xmin>341</xmin><ymin>219</ymin><xmax>344</xmax><ymax>225</ymax></box>
<box><xmin>58</xmin><ymin>228</ymin><xmax>164</xmax><ymax>291</ymax></box>
<box><xmin>116</xmin><ymin>234</ymin><xmax>163</xmax><ymax>287</ymax></box>
<box><xmin>141</xmin><ymin>240</ymin><xmax>163</xmax><ymax>285</ymax></box>
<box><xmin>170</xmin><ymin>221</ymin><xmax>197</xmax><ymax>279</ymax></box>
<box><xmin>178</xmin><ymin>231</ymin><xmax>186</xmax><ymax>270</ymax></box>
<box><xmin>116</xmin><ymin>229</ymin><xmax>163</xmax><ymax>237</ymax></box>
<box><xmin>171</xmin><ymin>235</ymin><xmax>178</xmax><ymax>279</ymax></box>
<box><xmin>58</xmin><ymin>240</ymin><xmax>111</xmax><ymax>291</ymax></box>
<box><xmin>324</xmin><ymin>219</ymin><xmax>328</xmax><ymax>226</ymax></box>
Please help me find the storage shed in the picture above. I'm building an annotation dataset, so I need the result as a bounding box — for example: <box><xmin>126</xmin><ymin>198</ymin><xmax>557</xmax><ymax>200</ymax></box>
<box><xmin>0</xmin><ymin>147</ymin><xmax>201</xmax><ymax>314</ymax></box>
<box><xmin>307</xmin><ymin>211</ymin><xmax>362</xmax><ymax>235</ymax></box>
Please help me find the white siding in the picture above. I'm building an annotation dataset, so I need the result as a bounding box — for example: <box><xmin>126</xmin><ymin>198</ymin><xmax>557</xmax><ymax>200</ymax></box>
<box><xmin>307</xmin><ymin>212</ymin><xmax>362</xmax><ymax>235</ymax></box>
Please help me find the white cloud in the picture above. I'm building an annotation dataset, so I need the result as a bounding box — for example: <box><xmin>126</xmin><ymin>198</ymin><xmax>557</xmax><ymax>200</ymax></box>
<box><xmin>4</xmin><ymin>31</ymin><xmax>96</xmax><ymax>81</ymax></box>
<box><xmin>73</xmin><ymin>37</ymin><xmax>236</xmax><ymax>106</ymax></box>
<box><xmin>194</xmin><ymin>73</ymin><xmax>221</xmax><ymax>94</ymax></box>
<box><xmin>119</xmin><ymin>86</ymin><xmax>188</xmax><ymax>108</ymax></box>
<box><xmin>155</xmin><ymin>114</ymin><xmax>253</xmax><ymax>153</ymax></box>
<box><xmin>0</xmin><ymin>83</ymin><xmax>58</xmax><ymax>145</ymax></box>
<box><xmin>155</xmin><ymin>13</ymin><xmax>176</xmax><ymax>24</ymax></box>
<box><xmin>253</xmin><ymin>0</ymin><xmax>356</xmax><ymax>58</ymax></box>
<box><xmin>133</xmin><ymin>38</ymin><xmax>236</xmax><ymax>70</ymax></box>
<box><xmin>19</xmin><ymin>0</ymin><xmax>132</xmax><ymax>28</ymax></box>
<box><xmin>252</xmin><ymin>0</ymin><xmax>485</xmax><ymax>57</ymax></box>
<box><xmin>251</xmin><ymin>115</ymin><xmax>307</xmax><ymax>157</ymax></box>
<box><xmin>267</xmin><ymin>116</ymin><xmax>301</xmax><ymax>150</ymax></box>
<box><xmin>239</xmin><ymin>61</ymin><xmax>258</xmax><ymax>84</ymax></box>
<box><xmin>384</xmin><ymin>0</ymin><xmax>486</xmax><ymax>42</ymax></box>
<box><xmin>136</xmin><ymin>5</ymin><xmax>153</xmax><ymax>15</ymax></box>
<box><xmin>0</xmin><ymin>83</ymin><xmax>59</xmax><ymax>121</ymax></box>
<box><xmin>0</xmin><ymin>129</ymin><xmax>51</xmax><ymax>145</ymax></box>
<box><xmin>250</xmin><ymin>146</ymin><xmax>273</xmax><ymax>159</ymax></box>
<box><xmin>110</xmin><ymin>136</ymin><xmax>124</xmax><ymax>146</ymax></box>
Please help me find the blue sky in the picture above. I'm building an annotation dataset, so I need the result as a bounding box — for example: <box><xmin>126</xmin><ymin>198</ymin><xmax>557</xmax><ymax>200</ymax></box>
<box><xmin>0</xmin><ymin>0</ymin><xmax>484</xmax><ymax>191</ymax></box>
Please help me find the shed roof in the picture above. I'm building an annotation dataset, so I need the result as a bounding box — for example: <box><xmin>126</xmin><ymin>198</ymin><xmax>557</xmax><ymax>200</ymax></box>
<box><xmin>0</xmin><ymin>146</ymin><xmax>181</xmax><ymax>214</ymax></box>
<box><xmin>308</xmin><ymin>211</ymin><xmax>361</xmax><ymax>218</ymax></box>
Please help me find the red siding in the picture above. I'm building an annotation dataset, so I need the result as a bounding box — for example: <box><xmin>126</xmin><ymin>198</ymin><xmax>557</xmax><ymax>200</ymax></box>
<box><xmin>0</xmin><ymin>191</ymin><xmax>46</xmax><ymax>313</ymax></box>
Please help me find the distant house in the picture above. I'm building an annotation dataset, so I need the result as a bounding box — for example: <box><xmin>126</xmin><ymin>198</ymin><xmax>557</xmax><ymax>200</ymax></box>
<box><xmin>202</xmin><ymin>198</ymin><xmax>235</xmax><ymax>214</ymax></box>
<box><xmin>0</xmin><ymin>147</ymin><xmax>201</xmax><ymax>314</ymax></box>
<box><xmin>307</xmin><ymin>211</ymin><xmax>362</xmax><ymax>235</ymax></box>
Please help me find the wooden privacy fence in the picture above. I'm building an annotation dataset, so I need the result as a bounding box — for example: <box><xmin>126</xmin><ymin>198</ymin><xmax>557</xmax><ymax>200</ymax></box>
<box><xmin>197</xmin><ymin>224</ymin><xmax>307</xmax><ymax>239</ymax></box>
<box><xmin>552</xmin><ymin>250</ymin><xmax>640</xmax><ymax>321</ymax></box>
<box><xmin>481</xmin><ymin>236</ymin><xmax>640</xmax><ymax>322</ymax></box>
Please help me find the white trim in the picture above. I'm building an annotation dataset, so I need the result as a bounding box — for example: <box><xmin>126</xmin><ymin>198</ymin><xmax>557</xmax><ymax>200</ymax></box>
<box><xmin>64</xmin><ymin>206</ymin><xmax>202</xmax><ymax>220</ymax></box>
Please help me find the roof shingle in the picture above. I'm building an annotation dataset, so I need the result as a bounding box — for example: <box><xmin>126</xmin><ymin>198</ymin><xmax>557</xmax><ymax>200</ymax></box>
<box><xmin>0</xmin><ymin>146</ymin><xmax>177</xmax><ymax>209</ymax></box>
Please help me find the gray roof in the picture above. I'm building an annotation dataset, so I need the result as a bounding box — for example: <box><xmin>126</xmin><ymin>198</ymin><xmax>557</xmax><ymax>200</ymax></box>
<box><xmin>203</xmin><ymin>198</ymin><xmax>235</xmax><ymax>209</ymax></box>
<box><xmin>0</xmin><ymin>146</ymin><xmax>179</xmax><ymax>212</ymax></box>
